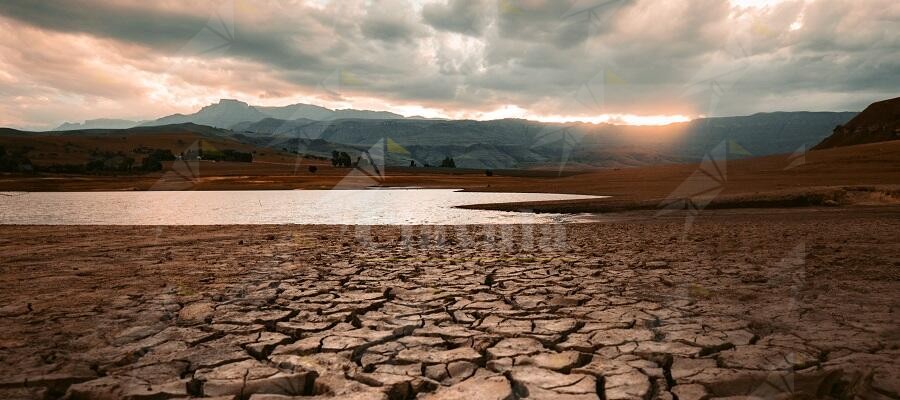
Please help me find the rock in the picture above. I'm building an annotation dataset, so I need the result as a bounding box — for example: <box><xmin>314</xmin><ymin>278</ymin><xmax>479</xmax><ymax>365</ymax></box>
<box><xmin>716</xmin><ymin>345</ymin><xmax>819</xmax><ymax>371</ymax></box>
<box><xmin>194</xmin><ymin>359</ymin><xmax>316</xmax><ymax>398</ymax></box>
<box><xmin>446</xmin><ymin>361</ymin><xmax>478</xmax><ymax>383</ymax></box>
<box><xmin>250</xmin><ymin>393</ymin><xmax>385</xmax><ymax>400</ymax></box>
<box><xmin>425</xmin><ymin>364</ymin><xmax>449</xmax><ymax>382</ymax></box>
<box><xmin>276</xmin><ymin>321</ymin><xmax>336</xmax><ymax>337</ymax></box>
<box><xmin>272</xmin><ymin>336</ymin><xmax>325</xmax><ymax>356</ymax></box>
<box><xmin>671</xmin><ymin>384</ymin><xmax>709</xmax><ymax>400</ymax></box>
<box><xmin>348</xmin><ymin>371</ymin><xmax>431</xmax><ymax>400</ymax></box>
<box><xmin>177</xmin><ymin>301</ymin><xmax>214</xmax><ymax>325</ymax></box>
<box><xmin>419</xmin><ymin>373</ymin><xmax>514</xmax><ymax>400</ymax></box>
<box><xmin>675</xmin><ymin>368</ymin><xmax>772</xmax><ymax>397</ymax></box>
<box><xmin>311</xmin><ymin>373</ymin><xmax>387</xmax><ymax>398</ymax></box>
<box><xmin>245</xmin><ymin>332</ymin><xmax>292</xmax><ymax>359</ymax></box>
<box><xmin>671</xmin><ymin>357</ymin><xmax>717</xmax><ymax>380</ymax></box>
<box><xmin>0</xmin><ymin>363</ymin><xmax>97</xmax><ymax>394</ymax></box>
<box><xmin>214</xmin><ymin>309</ymin><xmax>293</xmax><ymax>326</ymax></box>
<box><xmin>487</xmin><ymin>337</ymin><xmax>545</xmax><ymax>359</ymax></box>
<box><xmin>508</xmin><ymin>366</ymin><xmax>599</xmax><ymax>399</ymax></box>
<box><xmin>111</xmin><ymin>324</ymin><xmax>166</xmax><ymax>345</ymax></box>
<box><xmin>645</xmin><ymin>261</ymin><xmax>669</xmax><ymax>269</ymax></box>
<box><xmin>573</xmin><ymin>357</ymin><xmax>652</xmax><ymax>400</ymax></box>
<box><xmin>589</xmin><ymin>328</ymin><xmax>654</xmax><ymax>347</ymax></box>
<box><xmin>0</xmin><ymin>388</ymin><xmax>48</xmax><ymax>400</ymax></box>
<box><xmin>65</xmin><ymin>362</ymin><xmax>189</xmax><ymax>400</ymax></box>
<box><xmin>515</xmin><ymin>351</ymin><xmax>586</xmax><ymax>372</ymax></box>
<box><xmin>395</xmin><ymin>346</ymin><xmax>482</xmax><ymax>365</ymax></box>
<box><xmin>0</xmin><ymin>304</ymin><xmax>31</xmax><ymax>318</ymax></box>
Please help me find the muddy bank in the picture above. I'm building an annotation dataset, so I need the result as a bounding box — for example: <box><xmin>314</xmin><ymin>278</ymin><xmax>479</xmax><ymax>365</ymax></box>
<box><xmin>0</xmin><ymin>207</ymin><xmax>898</xmax><ymax>399</ymax></box>
<box><xmin>460</xmin><ymin>185</ymin><xmax>900</xmax><ymax>214</ymax></box>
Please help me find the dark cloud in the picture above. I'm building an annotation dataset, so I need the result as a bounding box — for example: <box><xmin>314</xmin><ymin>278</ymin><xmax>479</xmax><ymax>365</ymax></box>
<box><xmin>421</xmin><ymin>0</ymin><xmax>489</xmax><ymax>36</ymax></box>
<box><xmin>0</xmin><ymin>0</ymin><xmax>897</xmax><ymax>129</ymax></box>
<box><xmin>0</xmin><ymin>1</ymin><xmax>214</xmax><ymax>50</ymax></box>
<box><xmin>361</xmin><ymin>16</ymin><xmax>416</xmax><ymax>43</ymax></box>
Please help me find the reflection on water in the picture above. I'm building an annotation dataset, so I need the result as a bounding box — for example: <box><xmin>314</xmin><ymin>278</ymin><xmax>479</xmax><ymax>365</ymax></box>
<box><xmin>0</xmin><ymin>190</ymin><xmax>601</xmax><ymax>225</ymax></box>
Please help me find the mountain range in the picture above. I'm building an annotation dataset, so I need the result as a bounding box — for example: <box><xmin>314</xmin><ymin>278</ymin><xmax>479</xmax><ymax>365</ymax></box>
<box><xmin>138</xmin><ymin>99</ymin><xmax>408</xmax><ymax>129</ymax></box>
<box><xmin>231</xmin><ymin>112</ymin><xmax>856</xmax><ymax>168</ymax></box>
<box><xmin>55</xmin><ymin>118</ymin><xmax>144</xmax><ymax>131</ymax></box>
<box><xmin>34</xmin><ymin>98</ymin><xmax>869</xmax><ymax>169</ymax></box>
<box><xmin>53</xmin><ymin>99</ymin><xmax>410</xmax><ymax>131</ymax></box>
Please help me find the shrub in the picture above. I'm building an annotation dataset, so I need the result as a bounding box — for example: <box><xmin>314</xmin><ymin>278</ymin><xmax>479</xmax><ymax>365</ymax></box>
<box><xmin>331</xmin><ymin>151</ymin><xmax>352</xmax><ymax>167</ymax></box>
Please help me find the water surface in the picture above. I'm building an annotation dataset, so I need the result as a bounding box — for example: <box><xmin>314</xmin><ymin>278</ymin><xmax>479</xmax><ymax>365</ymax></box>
<box><xmin>0</xmin><ymin>189</ymin><xmax>601</xmax><ymax>225</ymax></box>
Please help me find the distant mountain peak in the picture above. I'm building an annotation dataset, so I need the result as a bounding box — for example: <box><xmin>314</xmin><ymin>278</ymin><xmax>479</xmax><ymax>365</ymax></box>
<box><xmin>54</xmin><ymin>118</ymin><xmax>140</xmax><ymax>131</ymax></box>
<box><xmin>142</xmin><ymin>99</ymin><xmax>408</xmax><ymax>129</ymax></box>
<box><xmin>206</xmin><ymin>99</ymin><xmax>253</xmax><ymax>109</ymax></box>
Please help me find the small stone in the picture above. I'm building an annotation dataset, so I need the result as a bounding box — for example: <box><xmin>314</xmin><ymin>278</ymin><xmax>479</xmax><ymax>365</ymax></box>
<box><xmin>177</xmin><ymin>302</ymin><xmax>214</xmax><ymax>325</ymax></box>
<box><xmin>671</xmin><ymin>384</ymin><xmax>709</xmax><ymax>400</ymax></box>
<box><xmin>195</xmin><ymin>359</ymin><xmax>316</xmax><ymax>398</ymax></box>
<box><xmin>419</xmin><ymin>373</ymin><xmax>513</xmax><ymax>400</ymax></box>
<box><xmin>515</xmin><ymin>351</ymin><xmax>585</xmax><ymax>372</ymax></box>
<box><xmin>487</xmin><ymin>338</ymin><xmax>545</xmax><ymax>359</ymax></box>
<box><xmin>508</xmin><ymin>366</ymin><xmax>599</xmax><ymax>399</ymax></box>
<box><xmin>396</xmin><ymin>346</ymin><xmax>482</xmax><ymax>365</ymax></box>
<box><xmin>0</xmin><ymin>303</ymin><xmax>31</xmax><ymax>318</ymax></box>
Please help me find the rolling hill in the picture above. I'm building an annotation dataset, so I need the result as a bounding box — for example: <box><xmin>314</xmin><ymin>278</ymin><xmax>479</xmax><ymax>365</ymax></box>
<box><xmin>0</xmin><ymin>123</ymin><xmax>292</xmax><ymax>167</ymax></box>
<box><xmin>813</xmin><ymin>96</ymin><xmax>900</xmax><ymax>149</ymax></box>
<box><xmin>232</xmin><ymin>111</ymin><xmax>856</xmax><ymax>169</ymax></box>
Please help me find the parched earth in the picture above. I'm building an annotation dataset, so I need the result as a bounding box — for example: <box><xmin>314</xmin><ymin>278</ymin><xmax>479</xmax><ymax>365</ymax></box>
<box><xmin>0</xmin><ymin>207</ymin><xmax>898</xmax><ymax>400</ymax></box>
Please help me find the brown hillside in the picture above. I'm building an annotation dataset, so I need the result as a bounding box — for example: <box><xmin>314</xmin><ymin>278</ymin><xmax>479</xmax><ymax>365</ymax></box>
<box><xmin>813</xmin><ymin>96</ymin><xmax>900</xmax><ymax>149</ymax></box>
<box><xmin>0</xmin><ymin>130</ymin><xmax>299</xmax><ymax>166</ymax></box>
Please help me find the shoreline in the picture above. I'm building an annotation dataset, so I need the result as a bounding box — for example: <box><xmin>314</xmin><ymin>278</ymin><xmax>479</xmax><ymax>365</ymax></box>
<box><xmin>458</xmin><ymin>185</ymin><xmax>900</xmax><ymax>213</ymax></box>
<box><xmin>2</xmin><ymin>141</ymin><xmax>898</xmax><ymax>215</ymax></box>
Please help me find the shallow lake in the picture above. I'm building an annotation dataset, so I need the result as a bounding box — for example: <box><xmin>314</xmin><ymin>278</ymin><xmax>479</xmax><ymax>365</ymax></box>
<box><xmin>0</xmin><ymin>189</ymin><xmax>601</xmax><ymax>225</ymax></box>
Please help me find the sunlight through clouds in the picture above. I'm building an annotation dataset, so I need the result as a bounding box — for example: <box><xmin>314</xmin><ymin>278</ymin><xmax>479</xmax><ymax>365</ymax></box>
<box><xmin>0</xmin><ymin>0</ymin><xmax>895</xmax><ymax>129</ymax></box>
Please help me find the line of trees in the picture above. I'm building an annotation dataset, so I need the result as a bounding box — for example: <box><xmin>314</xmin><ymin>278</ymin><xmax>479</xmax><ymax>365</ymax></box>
<box><xmin>207</xmin><ymin>149</ymin><xmax>253</xmax><ymax>162</ymax></box>
<box><xmin>331</xmin><ymin>151</ymin><xmax>353</xmax><ymax>167</ymax></box>
<box><xmin>2</xmin><ymin>145</ymin><xmax>256</xmax><ymax>175</ymax></box>
<box><xmin>0</xmin><ymin>145</ymin><xmax>33</xmax><ymax>172</ymax></box>
<box><xmin>15</xmin><ymin>148</ymin><xmax>178</xmax><ymax>174</ymax></box>
<box><xmin>328</xmin><ymin>152</ymin><xmax>460</xmax><ymax>169</ymax></box>
<box><xmin>138</xmin><ymin>149</ymin><xmax>176</xmax><ymax>171</ymax></box>
<box><xmin>182</xmin><ymin>148</ymin><xmax>252</xmax><ymax>162</ymax></box>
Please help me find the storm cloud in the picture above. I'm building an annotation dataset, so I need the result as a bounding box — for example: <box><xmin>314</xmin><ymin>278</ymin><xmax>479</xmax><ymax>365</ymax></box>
<box><xmin>0</xmin><ymin>0</ymin><xmax>897</xmax><ymax>129</ymax></box>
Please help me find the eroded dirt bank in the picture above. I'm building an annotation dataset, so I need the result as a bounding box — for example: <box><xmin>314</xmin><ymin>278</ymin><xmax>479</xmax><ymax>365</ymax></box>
<box><xmin>0</xmin><ymin>207</ymin><xmax>898</xmax><ymax>399</ymax></box>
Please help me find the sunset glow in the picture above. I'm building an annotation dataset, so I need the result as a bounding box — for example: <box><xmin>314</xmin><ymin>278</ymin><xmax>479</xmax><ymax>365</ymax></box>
<box><xmin>0</xmin><ymin>0</ymin><xmax>894</xmax><ymax>130</ymax></box>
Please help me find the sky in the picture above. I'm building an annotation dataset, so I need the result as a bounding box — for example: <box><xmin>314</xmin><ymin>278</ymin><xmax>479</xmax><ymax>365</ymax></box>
<box><xmin>0</xmin><ymin>0</ymin><xmax>897</xmax><ymax>130</ymax></box>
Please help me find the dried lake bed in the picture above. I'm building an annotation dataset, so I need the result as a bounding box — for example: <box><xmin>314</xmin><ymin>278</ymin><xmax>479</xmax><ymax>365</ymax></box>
<box><xmin>0</xmin><ymin>207</ymin><xmax>898</xmax><ymax>399</ymax></box>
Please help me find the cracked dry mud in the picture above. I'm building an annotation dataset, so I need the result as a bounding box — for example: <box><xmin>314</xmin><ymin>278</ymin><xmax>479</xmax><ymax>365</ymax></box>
<box><xmin>0</xmin><ymin>208</ymin><xmax>898</xmax><ymax>400</ymax></box>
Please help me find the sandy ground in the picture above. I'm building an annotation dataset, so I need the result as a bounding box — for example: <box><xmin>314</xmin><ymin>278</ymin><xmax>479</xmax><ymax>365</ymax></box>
<box><xmin>1</xmin><ymin>207</ymin><xmax>898</xmax><ymax>399</ymax></box>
